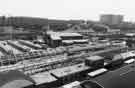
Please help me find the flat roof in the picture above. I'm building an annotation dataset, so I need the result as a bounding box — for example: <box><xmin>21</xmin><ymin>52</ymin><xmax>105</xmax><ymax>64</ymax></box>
<box><xmin>62</xmin><ymin>40</ymin><xmax>74</xmax><ymax>44</ymax></box>
<box><xmin>59</xmin><ymin>33</ymin><xmax>82</xmax><ymax>37</ymax></box>
<box><xmin>62</xmin><ymin>39</ymin><xmax>88</xmax><ymax>43</ymax></box>
<box><xmin>120</xmin><ymin>51</ymin><xmax>135</xmax><ymax>59</ymax></box>
<box><xmin>31</xmin><ymin>72</ymin><xmax>57</xmax><ymax>85</ymax></box>
<box><xmin>113</xmin><ymin>54</ymin><xmax>123</xmax><ymax>60</ymax></box>
<box><xmin>47</xmin><ymin>31</ymin><xmax>82</xmax><ymax>36</ymax></box>
<box><xmin>86</xmin><ymin>56</ymin><xmax>104</xmax><ymax>61</ymax></box>
<box><xmin>50</xmin><ymin>63</ymin><xmax>90</xmax><ymax>78</ymax></box>
<box><xmin>62</xmin><ymin>81</ymin><xmax>80</xmax><ymax>88</ymax></box>
<box><xmin>50</xmin><ymin>34</ymin><xmax>61</xmax><ymax>40</ymax></box>
<box><xmin>68</xmin><ymin>43</ymin><xmax>109</xmax><ymax>53</ymax></box>
<box><xmin>48</xmin><ymin>31</ymin><xmax>83</xmax><ymax>40</ymax></box>
<box><xmin>125</xmin><ymin>33</ymin><xmax>135</xmax><ymax>36</ymax></box>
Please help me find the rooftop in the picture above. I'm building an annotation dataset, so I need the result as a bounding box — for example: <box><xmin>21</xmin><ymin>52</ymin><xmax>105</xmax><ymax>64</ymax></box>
<box><xmin>49</xmin><ymin>63</ymin><xmax>90</xmax><ymax>78</ymax></box>
<box><xmin>31</xmin><ymin>72</ymin><xmax>57</xmax><ymax>85</ymax></box>
<box><xmin>47</xmin><ymin>31</ymin><xmax>82</xmax><ymax>37</ymax></box>
<box><xmin>86</xmin><ymin>56</ymin><xmax>104</xmax><ymax>61</ymax></box>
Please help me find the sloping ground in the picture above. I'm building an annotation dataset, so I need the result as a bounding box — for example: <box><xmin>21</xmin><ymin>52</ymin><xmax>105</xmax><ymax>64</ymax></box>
<box><xmin>0</xmin><ymin>70</ymin><xmax>35</xmax><ymax>87</ymax></box>
<box><xmin>1</xmin><ymin>79</ymin><xmax>33</xmax><ymax>88</ymax></box>
<box><xmin>89</xmin><ymin>62</ymin><xmax>135</xmax><ymax>88</ymax></box>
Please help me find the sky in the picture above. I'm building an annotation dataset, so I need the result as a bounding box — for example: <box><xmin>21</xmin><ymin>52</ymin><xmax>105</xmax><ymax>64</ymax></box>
<box><xmin>0</xmin><ymin>0</ymin><xmax>135</xmax><ymax>22</ymax></box>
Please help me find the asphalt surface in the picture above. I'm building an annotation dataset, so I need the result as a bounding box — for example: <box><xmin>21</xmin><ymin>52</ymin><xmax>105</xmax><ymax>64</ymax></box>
<box><xmin>90</xmin><ymin>62</ymin><xmax>135</xmax><ymax>88</ymax></box>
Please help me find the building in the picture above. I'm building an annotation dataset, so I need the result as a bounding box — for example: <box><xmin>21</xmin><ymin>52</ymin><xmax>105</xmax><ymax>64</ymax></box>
<box><xmin>46</xmin><ymin>31</ymin><xmax>88</xmax><ymax>47</ymax></box>
<box><xmin>63</xmin><ymin>25</ymin><xmax>95</xmax><ymax>35</ymax></box>
<box><xmin>100</xmin><ymin>14</ymin><xmax>124</xmax><ymax>25</ymax></box>
<box><xmin>31</xmin><ymin>72</ymin><xmax>58</xmax><ymax>88</ymax></box>
<box><xmin>107</xmin><ymin>29</ymin><xmax>121</xmax><ymax>34</ymax></box>
<box><xmin>49</xmin><ymin>63</ymin><xmax>91</xmax><ymax>84</ymax></box>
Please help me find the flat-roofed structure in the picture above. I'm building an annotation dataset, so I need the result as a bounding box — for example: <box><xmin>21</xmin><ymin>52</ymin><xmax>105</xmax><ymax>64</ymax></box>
<box><xmin>31</xmin><ymin>71</ymin><xmax>58</xmax><ymax>87</ymax></box>
<box><xmin>85</xmin><ymin>56</ymin><xmax>104</xmax><ymax>69</ymax></box>
<box><xmin>62</xmin><ymin>81</ymin><xmax>81</xmax><ymax>88</ymax></box>
<box><xmin>46</xmin><ymin>31</ymin><xmax>88</xmax><ymax>47</ymax></box>
<box><xmin>50</xmin><ymin>63</ymin><xmax>91</xmax><ymax>83</ymax></box>
<box><xmin>120</xmin><ymin>51</ymin><xmax>135</xmax><ymax>60</ymax></box>
<box><xmin>62</xmin><ymin>39</ymin><xmax>88</xmax><ymax>45</ymax></box>
<box><xmin>67</xmin><ymin>43</ymin><xmax>110</xmax><ymax>54</ymax></box>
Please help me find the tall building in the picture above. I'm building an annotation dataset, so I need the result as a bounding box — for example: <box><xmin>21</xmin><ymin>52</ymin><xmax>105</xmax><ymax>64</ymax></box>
<box><xmin>100</xmin><ymin>14</ymin><xmax>124</xmax><ymax>25</ymax></box>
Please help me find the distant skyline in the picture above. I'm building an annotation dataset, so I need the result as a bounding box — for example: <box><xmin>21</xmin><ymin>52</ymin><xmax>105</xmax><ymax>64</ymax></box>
<box><xmin>0</xmin><ymin>0</ymin><xmax>135</xmax><ymax>22</ymax></box>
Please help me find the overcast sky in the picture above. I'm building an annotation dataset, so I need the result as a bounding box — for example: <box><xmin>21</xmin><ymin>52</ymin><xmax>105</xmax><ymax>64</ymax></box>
<box><xmin>0</xmin><ymin>0</ymin><xmax>135</xmax><ymax>22</ymax></box>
